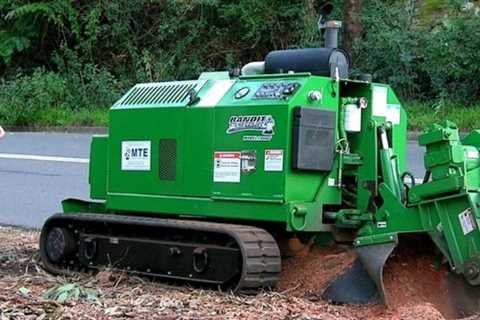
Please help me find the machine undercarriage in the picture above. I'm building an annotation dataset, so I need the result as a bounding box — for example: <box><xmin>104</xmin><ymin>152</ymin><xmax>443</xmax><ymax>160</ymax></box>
<box><xmin>41</xmin><ymin>213</ymin><xmax>281</xmax><ymax>291</ymax></box>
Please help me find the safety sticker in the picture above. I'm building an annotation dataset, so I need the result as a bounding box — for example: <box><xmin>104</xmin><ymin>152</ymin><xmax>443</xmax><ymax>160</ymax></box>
<box><xmin>467</xmin><ymin>149</ymin><xmax>479</xmax><ymax>159</ymax></box>
<box><xmin>377</xmin><ymin>221</ymin><xmax>387</xmax><ymax>229</ymax></box>
<box><xmin>121</xmin><ymin>141</ymin><xmax>151</xmax><ymax>171</ymax></box>
<box><xmin>213</xmin><ymin>152</ymin><xmax>241</xmax><ymax>182</ymax></box>
<box><xmin>386</xmin><ymin>104</ymin><xmax>401</xmax><ymax>125</ymax></box>
<box><xmin>459</xmin><ymin>208</ymin><xmax>477</xmax><ymax>235</ymax></box>
<box><xmin>264</xmin><ymin>149</ymin><xmax>284</xmax><ymax>172</ymax></box>
<box><xmin>372</xmin><ymin>86</ymin><xmax>401</xmax><ymax>125</ymax></box>
<box><xmin>372</xmin><ymin>86</ymin><xmax>388</xmax><ymax>118</ymax></box>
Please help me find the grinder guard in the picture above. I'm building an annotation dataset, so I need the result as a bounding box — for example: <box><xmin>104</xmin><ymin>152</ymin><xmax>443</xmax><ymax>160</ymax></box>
<box><xmin>323</xmin><ymin>242</ymin><xmax>396</xmax><ymax>304</ymax></box>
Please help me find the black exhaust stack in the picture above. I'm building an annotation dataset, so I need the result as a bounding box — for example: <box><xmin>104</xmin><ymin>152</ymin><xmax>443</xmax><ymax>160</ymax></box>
<box><xmin>323</xmin><ymin>20</ymin><xmax>342</xmax><ymax>49</ymax></box>
<box><xmin>245</xmin><ymin>1</ymin><xmax>350</xmax><ymax>79</ymax></box>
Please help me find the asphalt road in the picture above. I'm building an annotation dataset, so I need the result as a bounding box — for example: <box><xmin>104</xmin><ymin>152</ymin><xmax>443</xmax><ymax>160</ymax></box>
<box><xmin>0</xmin><ymin>132</ymin><xmax>426</xmax><ymax>229</ymax></box>
<box><xmin>0</xmin><ymin>132</ymin><xmax>91</xmax><ymax>228</ymax></box>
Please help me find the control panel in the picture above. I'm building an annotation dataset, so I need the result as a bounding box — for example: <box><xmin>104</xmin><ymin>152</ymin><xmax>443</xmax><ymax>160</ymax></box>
<box><xmin>253</xmin><ymin>82</ymin><xmax>300</xmax><ymax>100</ymax></box>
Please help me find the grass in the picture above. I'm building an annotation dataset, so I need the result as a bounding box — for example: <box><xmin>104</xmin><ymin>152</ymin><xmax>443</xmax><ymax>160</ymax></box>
<box><xmin>404</xmin><ymin>102</ymin><xmax>480</xmax><ymax>131</ymax></box>
<box><xmin>28</xmin><ymin>107</ymin><xmax>108</xmax><ymax>127</ymax></box>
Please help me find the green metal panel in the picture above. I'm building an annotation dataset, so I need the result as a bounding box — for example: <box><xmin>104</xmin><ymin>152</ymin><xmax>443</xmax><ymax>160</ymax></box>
<box><xmin>211</xmin><ymin>104</ymin><xmax>288</xmax><ymax>201</ymax></box>
<box><xmin>183</xmin><ymin>107</ymin><xmax>215</xmax><ymax>197</ymax></box>
<box><xmin>212</xmin><ymin>75</ymin><xmax>340</xmax><ymax>204</ymax></box>
<box><xmin>89</xmin><ymin>135</ymin><xmax>108</xmax><ymax>200</ymax></box>
<box><xmin>106</xmin><ymin>192</ymin><xmax>289</xmax><ymax>222</ymax></box>
<box><xmin>108</xmin><ymin>107</ymin><xmax>185</xmax><ymax>196</ymax></box>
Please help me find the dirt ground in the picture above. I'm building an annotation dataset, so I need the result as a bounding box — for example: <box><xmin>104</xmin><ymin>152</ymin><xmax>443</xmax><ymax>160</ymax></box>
<box><xmin>0</xmin><ymin>226</ymin><xmax>477</xmax><ymax>320</ymax></box>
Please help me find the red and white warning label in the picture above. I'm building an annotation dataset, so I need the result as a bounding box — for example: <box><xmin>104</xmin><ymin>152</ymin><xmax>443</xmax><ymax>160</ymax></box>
<box><xmin>213</xmin><ymin>152</ymin><xmax>241</xmax><ymax>182</ymax></box>
<box><xmin>265</xmin><ymin>149</ymin><xmax>284</xmax><ymax>172</ymax></box>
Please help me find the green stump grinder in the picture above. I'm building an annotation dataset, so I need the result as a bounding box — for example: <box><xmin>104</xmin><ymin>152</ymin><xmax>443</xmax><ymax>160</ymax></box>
<box><xmin>40</xmin><ymin>4</ymin><xmax>480</xmax><ymax>314</ymax></box>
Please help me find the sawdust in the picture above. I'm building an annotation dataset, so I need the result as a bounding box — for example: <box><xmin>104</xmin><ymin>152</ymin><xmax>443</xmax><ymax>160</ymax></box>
<box><xmin>389</xmin><ymin>304</ymin><xmax>445</xmax><ymax>320</ymax></box>
<box><xmin>0</xmin><ymin>226</ymin><xmax>476</xmax><ymax>319</ymax></box>
<box><xmin>382</xmin><ymin>244</ymin><xmax>454</xmax><ymax>318</ymax></box>
<box><xmin>277</xmin><ymin>241</ymin><xmax>456</xmax><ymax>319</ymax></box>
<box><xmin>277</xmin><ymin>245</ymin><xmax>356</xmax><ymax>297</ymax></box>
<box><xmin>278</xmin><ymin>235</ymin><xmax>480</xmax><ymax>319</ymax></box>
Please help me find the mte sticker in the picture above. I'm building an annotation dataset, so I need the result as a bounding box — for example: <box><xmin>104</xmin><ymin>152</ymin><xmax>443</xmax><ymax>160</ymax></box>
<box><xmin>122</xmin><ymin>141</ymin><xmax>151</xmax><ymax>171</ymax></box>
<box><xmin>264</xmin><ymin>149</ymin><xmax>284</xmax><ymax>171</ymax></box>
<box><xmin>213</xmin><ymin>152</ymin><xmax>241</xmax><ymax>183</ymax></box>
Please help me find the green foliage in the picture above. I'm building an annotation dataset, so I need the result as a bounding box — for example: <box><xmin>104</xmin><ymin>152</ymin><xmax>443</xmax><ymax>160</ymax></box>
<box><xmin>43</xmin><ymin>283</ymin><xmax>98</xmax><ymax>304</ymax></box>
<box><xmin>355</xmin><ymin>0</ymin><xmax>480</xmax><ymax>105</ymax></box>
<box><xmin>0</xmin><ymin>0</ymin><xmax>318</xmax><ymax>79</ymax></box>
<box><xmin>421</xmin><ymin>10</ymin><xmax>480</xmax><ymax>104</ymax></box>
<box><xmin>0</xmin><ymin>31</ymin><xmax>30</xmax><ymax>64</ymax></box>
<box><xmin>18</xmin><ymin>287</ymin><xmax>30</xmax><ymax>297</ymax></box>
<box><xmin>0</xmin><ymin>65</ymin><xmax>116</xmax><ymax>125</ymax></box>
<box><xmin>34</xmin><ymin>108</ymin><xmax>108</xmax><ymax>127</ymax></box>
<box><xmin>0</xmin><ymin>69</ymin><xmax>67</xmax><ymax>125</ymax></box>
<box><xmin>405</xmin><ymin>102</ymin><xmax>480</xmax><ymax>131</ymax></box>
<box><xmin>0</xmin><ymin>0</ymin><xmax>79</xmax><ymax>65</ymax></box>
<box><xmin>53</xmin><ymin>47</ymin><xmax>122</xmax><ymax>110</ymax></box>
<box><xmin>0</xmin><ymin>0</ymin><xmax>479</xmax><ymax>127</ymax></box>
<box><xmin>354</xmin><ymin>0</ymin><xmax>420</xmax><ymax>98</ymax></box>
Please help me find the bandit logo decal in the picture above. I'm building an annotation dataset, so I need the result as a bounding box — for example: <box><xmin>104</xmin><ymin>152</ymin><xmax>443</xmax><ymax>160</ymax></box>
<box><xmin>226</xmin><ymin>115</ymin><xmax>275</xmax><ymax>136</ymax></box>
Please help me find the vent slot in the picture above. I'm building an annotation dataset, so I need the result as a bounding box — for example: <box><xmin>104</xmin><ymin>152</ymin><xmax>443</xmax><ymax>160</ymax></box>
<box><xmin>159</xmin><ymin>139</ymin><xmax>177</xmax><ymax>181</ymax></box>
<box><xmin>114</xmin><ymin>81</ymin><xmax>204</xmax><ymax>107</ymax></box>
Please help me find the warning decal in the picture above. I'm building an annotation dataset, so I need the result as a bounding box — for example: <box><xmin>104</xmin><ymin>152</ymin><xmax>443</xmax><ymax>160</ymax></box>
<box><xmin>372</xmin><ymin>86</ymin><xmax>401</xmax><ymax>125</ymax></box>
<box><xmin>459</xmin><ymin>208</ymin><xmax>477</xmax><ymax>235</ymax></box>
<box><xmin>264</xmin><ymin>149</ymin><xmax>284</xmax><ymax>172</ymax></box>
<box><xmin>372</xmin><ymin>86</ymin><xmax>388</xmax><ymax>118</ymax></box>
<box><xmin>213</xmin><ymin>152</ymin><xmax>241</xmax><ymax>182</ymax></box>
<box><xmin>386</xmin><ymin>104</ymin><xmax>401</xmax><ymax>125</ymax></box>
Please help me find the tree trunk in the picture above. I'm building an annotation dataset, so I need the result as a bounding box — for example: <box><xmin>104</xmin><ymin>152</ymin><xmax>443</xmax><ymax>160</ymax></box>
<box><xmin>342</xmin><ymin>0</ymin><xmax>363</xmax><ymax>56</ymax></box>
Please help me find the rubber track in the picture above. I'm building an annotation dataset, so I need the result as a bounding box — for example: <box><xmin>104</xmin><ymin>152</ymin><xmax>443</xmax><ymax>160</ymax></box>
<box><xmin>40</xmin><ymin>213</ymin><xmax>282</xmax><ymax>292</ymax></box>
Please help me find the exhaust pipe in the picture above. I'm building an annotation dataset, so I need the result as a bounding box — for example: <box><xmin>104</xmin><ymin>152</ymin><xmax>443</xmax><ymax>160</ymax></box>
<box><xmin>323</xmin><ymin>20</ymin><xmax>342</xmax><ymax>48</ymax></box>
<box><xmin>241</xmin><ymin>61</ymin><xmax>265</xmax><ymax>76</ymax></box>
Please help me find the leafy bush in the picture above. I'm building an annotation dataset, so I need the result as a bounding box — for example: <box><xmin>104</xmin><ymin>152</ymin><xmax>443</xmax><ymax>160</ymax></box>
<box><xmin>0</xmin><ymin>69</ymin><xmax>66</xmax><ymax>125</ymax></box>
<box><xmin>353</xmin><ymin>0</ymin><xmax>421</xmax><ymax>98</ymax></box>
<box><xmin>421</xmin><ymin>9</ymin><xmax>480</xmax><ymax>104</ymax></box>
<box><xmin>355</xmin><ymin>0</ymin><xmax>480</xmax><ymax>105</ymax></box>
<box><xmin>53</xmin><ymin>47</ymin><xmax>123</xmax><ymax>111</ymax></box>
<box><xmin>0</xmin><ymin>63</ymin><xmax>119</xmax><ymax>126</ymax></box>
<box><xmin>0</xmin><ymin>0</ymin><xmax>480</xmax><ymax>127</ymax></box>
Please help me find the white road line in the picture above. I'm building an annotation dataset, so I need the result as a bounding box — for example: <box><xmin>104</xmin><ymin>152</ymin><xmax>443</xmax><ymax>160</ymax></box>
<box><xmin>0</xmin><ymin>153</ymin><xmax>89</xmax><ymax>164</ymax></box>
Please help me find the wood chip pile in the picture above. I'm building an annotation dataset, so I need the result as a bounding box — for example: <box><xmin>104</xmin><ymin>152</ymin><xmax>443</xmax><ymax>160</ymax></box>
<box><xmin>0</xmin><ymin>226</ymin><xmax>470</xmax><ymax>319</ymax></box>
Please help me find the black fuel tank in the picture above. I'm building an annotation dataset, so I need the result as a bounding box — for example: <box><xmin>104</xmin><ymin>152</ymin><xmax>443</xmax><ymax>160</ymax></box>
<box><xmin>264</xmin><ymin>48</ymin><xmax>349</xmax><ymax>78</ymax></box>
